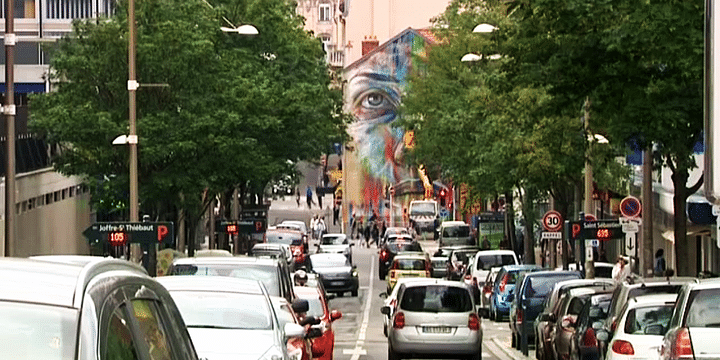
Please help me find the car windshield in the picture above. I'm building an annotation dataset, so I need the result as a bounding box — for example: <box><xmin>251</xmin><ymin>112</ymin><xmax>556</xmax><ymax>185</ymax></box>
<box><xmin>628</xmin><ymin>285</ymin><xmax>682</xmax><ymax>299</ymax></box>
<box><xmin>321</xmin><ymin>235</ymin><xmax>346</xmax><ymax>245</ymax></box>
<box><xmin>410</xmin><ymin>203</ymin><xmax>436</xmax><ymax>215</ymax></box>
<box><xmin>266</xmin><ymin>232</ymin><xmax>303</xmax><ymax>246</ymax></box>
<box><xmin>170</xmin><ymin>291</ymin><xmax>273</xmax><ymax>330</ymax></box>
<box><xmin>0</xmin><ymin>302</ymin><xmax>77</xmax><ymax>359</ymax></box>
<box><xmin>624</xmin><ymin>304</ymin><xmax>674</xmax><ymax>334</ymax></box>
<box><xmin>525</xmin><ymin>275</ymin><xmax>581</xmax><ymax>298</ymax></box>
<box><xmin>399</xmin><ymin>285</ymin><xmax>473</xmax><ymax>313</ymax></box>
<box><xmin>388</xmin><ymin>241</ymin><xmax>421</xmax><ymax>253</ymax></box>
<box><xmin>311</xmin><ymin>255</ymin><xmax>349</xmax><ymax>268</ymax></box>
<box><xmin>452</xmin><ymin>250</ymin><xmax>477</xmax><ymax>264</ymax></box>
<box><xmin>299</xmin><ymin>295</ymin><xmax>325</xmax><ymax>318</ymax></box>
<box><xmin>476</xmin><ymin>254</ymin><xmax>516</xmax><ymax>270</ymax></box>
<box><xmin>171</xmin><ymin>264</ymin><xmax>281</xmax><ymax>297</ymax></box>
<box><xmin>685</xmin><ymin>288</ymin><xmax>720</xmax><ymax>327</ymax></box>
<box><xmin>443</xmin><ymin>226</ymin><xmax>470</xmax><ymax>237</ymax></box>
<box><xmin>393</xmin><ymin>259</ymin><xmax>427</xmax><ymax>271</ymax></box>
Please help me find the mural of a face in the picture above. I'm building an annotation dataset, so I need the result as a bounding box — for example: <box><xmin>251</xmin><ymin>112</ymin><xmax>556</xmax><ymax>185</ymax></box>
<box><xmin>345</xmin><ymin>32</ymin><xmax>427</xmax><ymax>185</ymax></box>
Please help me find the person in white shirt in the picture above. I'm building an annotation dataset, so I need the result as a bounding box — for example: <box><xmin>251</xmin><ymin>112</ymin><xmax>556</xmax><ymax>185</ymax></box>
<box><xmin>612</xmin><ymin>256</ymin><xmax>631</xmax><ymax>282</ymax></box>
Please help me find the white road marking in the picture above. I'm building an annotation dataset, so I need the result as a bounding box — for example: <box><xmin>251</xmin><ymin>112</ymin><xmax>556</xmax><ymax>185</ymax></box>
<box><xmin>349</xmin><ymin>254</ymin><xmax>374</xmax><ymax>360</ymax></box>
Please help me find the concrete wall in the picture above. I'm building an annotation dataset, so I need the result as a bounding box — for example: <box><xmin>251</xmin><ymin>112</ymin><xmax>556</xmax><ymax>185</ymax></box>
<box><xmin>1</xmin><ymin>169</ymin><xmax>92</xmax><ymax>257</ymax></box>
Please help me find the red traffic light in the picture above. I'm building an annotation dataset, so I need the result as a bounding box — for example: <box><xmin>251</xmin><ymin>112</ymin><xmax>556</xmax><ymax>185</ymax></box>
<box><xmin>109</xmin><ymin>231</ymin><xmax>128</xmax><ymax>246</ymax></box>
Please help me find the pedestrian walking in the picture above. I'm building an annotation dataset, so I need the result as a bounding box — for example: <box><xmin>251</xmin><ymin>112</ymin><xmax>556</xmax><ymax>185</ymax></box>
<box><xmin>612</xmin><ymin>256</ymin><xmax>631</xmax><ymax>282</ymax></box>
<box><xmin>350</xmin><ymin>212</ymin><xmax>357</xmax><ymax>239</ymax></box>
<box><xmin>654</xmin><ymin>249</ymin><xmax>666</xmax><ymax>276</ymax></box>
<box><xmin>318</xmin><ymin>216</ymin><xmax>327</xmax><ymax>238</ymax></box>
<box><xmin>316</xmin><ymin>187</ymin><xmax>323</xmax><ymax>209</ymax></box>
<box><xmin>296</xmin><ymin>187</ymin><xmax>300</xmax><ymax>207</ymax></box>
<box><xmin>306</xmin><ymin>187</ymin><xmax>313</xmax><ymax>209</ymax></box>
<box><xmin>481</xmin><ymin>235</ymin><xmax>491</xmax><ymax>250</ymax></box>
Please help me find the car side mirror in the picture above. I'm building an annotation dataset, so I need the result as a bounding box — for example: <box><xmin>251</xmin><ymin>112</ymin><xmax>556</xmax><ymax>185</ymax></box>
<box><xmin>561</xmin><ymin>315</ymin><xmax>576</xmax><ymax>328</ymax></box>
<box><xmin>349</xmin><ymin>243</ymin><xmax>354</xmax><ymax>246</ymax></box>
<box><xmin>595</xmin><ymin>329</ymin><xmax>609</xmax><ymax>342</ymax></box>
<box><xmin>330</xmin><ymin>310</ymin><xmax>342</xmax><ymax>322</ymax></box>
<box><xmin>285</xmin><ymin>323</ymin><xmax>306</xmax><ymax>339</ymax></box>
<box><xmin>326</xmin><ymin>293</ymin><xmax>336</xmax><ymax>300</ymax></box>
<box><xmin>381</xmin><ymin>306</ymin><xmax>391</xmax><ymax>315</ymax></box>
<box><xmin>379</xmin><ymin>292</ymin><xmax>389</xmax><ymax>299</ymax></box>
<box><xmin>592</xmin><ymin>321</ymin><xmax>604</xmax><ymax>330</ymax></box>
<box><xmin>291</xmin><ymin>299</ymin><xmax>309</xmax><ymax>314</ymax></box>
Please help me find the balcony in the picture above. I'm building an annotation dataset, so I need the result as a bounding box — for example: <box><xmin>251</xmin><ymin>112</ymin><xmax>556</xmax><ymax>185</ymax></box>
<box><xmin>325</xmin><ymin>44</ymin><xmax>344</xmax><ymax>68</ymax></box>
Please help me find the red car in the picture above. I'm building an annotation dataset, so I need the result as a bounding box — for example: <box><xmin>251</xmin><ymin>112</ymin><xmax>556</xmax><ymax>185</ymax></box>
<box><xmin>266</xmin><ymin>228</ymin><xmax>307</xmax><ymax>267</ymax></box>
<box><xmin>294</xmin><ymin>286</ymin><xmax>343</xmax><ymax>360</ymax></box>
<box><xmin>272</xmin><ymin>297</ymin><xmax>315</xmax><ymax>360</ymax></box>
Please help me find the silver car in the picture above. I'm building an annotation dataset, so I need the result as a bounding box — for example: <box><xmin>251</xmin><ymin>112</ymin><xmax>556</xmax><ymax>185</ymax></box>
<box><xmin>156</xmin><ymin>275</ymin><xmax>306</xmax><ymax>360</ymax></box>
<box><xmin>317</xmin><ymin>233</ymin><xmax>353</xmax><ymax>263</ymax></box>
<box><xmin>382</xmin><ymin>279</ymin><xmax>483</xmax><ymax>360</ymax></box>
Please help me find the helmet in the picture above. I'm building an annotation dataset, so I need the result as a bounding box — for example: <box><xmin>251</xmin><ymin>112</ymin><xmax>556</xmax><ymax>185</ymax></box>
<box><xmin>294</xmin><ymin>270</ymin><xmax>308</xmax><ymax>285</ymax></box>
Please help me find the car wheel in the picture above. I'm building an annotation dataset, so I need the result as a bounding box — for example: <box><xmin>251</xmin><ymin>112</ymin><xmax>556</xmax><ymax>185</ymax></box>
<box><xmin>388</xmin><ymin>344</ymin><xmax>402</xmax><ymax>360</ymax></box>
<box><xmin>536</xmin><ymin>338</ymin><xmax>543</xmax><ymax>360</ymax></box>
<box><xmin>351</xmin><ymin>289</ymin><xmax>358</xmax><ymax>297</ymax></box>
<box><xmin>489</xmin><ymin>308</ymin><xmax>495</xmax><ymax>321</ymax></box>
<box><xmin>511</xmin><ymin>332</ymin><xmax>516</xmax><ymax>348</ymax></box>
<box><xmin>466</xmin><ymin>351</ymin><xmax>481</xmax><ymax>360</ymax></box>
<box><xmin>336</xmin><ymin>292</ymin><xmax>344</xmax><ymax>297</ymax></box>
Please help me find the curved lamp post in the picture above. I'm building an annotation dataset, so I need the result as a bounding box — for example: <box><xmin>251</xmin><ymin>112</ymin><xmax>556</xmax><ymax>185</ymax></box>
<box><xmin>221</xmin><ymin>24</ymin><xmax>259</xmax><ymax>35</ymax></box>
<box><xmin>473</xmin><ymin>23</ymin><xmax>498</xmax><ymax>33</ymax></box>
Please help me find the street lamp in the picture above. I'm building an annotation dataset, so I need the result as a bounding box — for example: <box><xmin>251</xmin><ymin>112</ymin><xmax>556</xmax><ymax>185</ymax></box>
<box><xmin>461</xmin><ymin>53</ymin><xmax>502</xmax><ymax>62</ymax></box>
<box><xmin>221</xmin><ymin>24</ymin><xmax>259</xmax><ymax>35</ymax></box>
<box><xmin>473</xmin><ymin>23</ymin><xmax>498</xmax><ymax>33</ymax></box>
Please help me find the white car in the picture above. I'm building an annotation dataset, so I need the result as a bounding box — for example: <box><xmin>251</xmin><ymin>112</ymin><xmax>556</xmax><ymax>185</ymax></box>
<box><xmin>156</xmin><ymin>275</ymin><xmax>306</xmax><ymax>360</ymax></box>
<box><xmin>381</xmin><ymin>277</ymin><xmax>430</xmax><ymax>337</ymax></box>
<box><xmin>382</xmin><ymin>279</ymin><xmax>483</xmax><ymax>360</ymax></box>
<box><xmin>317</xmin><ymin>233</ymin><xmax>353</xmax><ymax>263</ymax></box>
<box><xmin>602</xmin><ymin>294</ymin><xmax>678</xmax><ymax>360</ymax></box>
<box><xmin>469</xmin><ymin>250</ymin><xmax>519</xmax><ymax>296</ymax></box>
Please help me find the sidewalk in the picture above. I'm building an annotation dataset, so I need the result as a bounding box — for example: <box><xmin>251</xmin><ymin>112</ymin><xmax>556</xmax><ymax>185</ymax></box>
<box><xmin>488</xmin><ymin>336</ymin><xmax>534</xmax><ymax>360</ymax></box>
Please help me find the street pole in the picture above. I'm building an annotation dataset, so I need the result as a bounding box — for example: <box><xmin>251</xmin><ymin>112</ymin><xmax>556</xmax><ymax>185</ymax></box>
<box><xmin>583</xmin><ymin>97</ymin><xmax>595</xmax><ymax>279</ymax></box>
<box><xmin>128</xmin><ymin>0</ymin><xmax>138</xmax><ymax>222</ymax></box>
<box><xmin>641</xmin><ymin>148</ymin><xmax>654</xmax><ymax>276</ymax></box>
<box><xmin>3</xmin><ymin>0</ymin><xmax>15</xmax><ymax>257</ymax></box>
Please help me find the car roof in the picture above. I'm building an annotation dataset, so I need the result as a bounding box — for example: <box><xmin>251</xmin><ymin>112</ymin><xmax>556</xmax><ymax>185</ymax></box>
<box><xmin>293</xmin><ymin>285</ymin><xmax>323</xmax><ymax>297</ymax></box>
<box><xmin>394</xmin><ymin>253</ymin><xmax>429</xmax><ymax>261</ymax></box>
<box><xmin>194</xmin><ymin>249</ymin><xmax>233</xmax><ymax>257</ymax></box>
<box><xmin>400</xmin><ymin>278</ymin><xmax>470</xmax><ymax>288</ymax></box>
<box><xmin>440</xmin><ymin>221</ymin><xmax>468</xmax><ymax>226</ymax></box>
<box><xmin>309</xmin><ymin>253</ymin><xmax>347</xmax><ymax>261</ymax></box>
<box><xmin>501</xmin><ymin>264</ymin><xmax>542</xmax><ymax>271</ymax></box>
<box><xmin>475</xmin><ymin>249</ymin><xmax>518</xmax><ymax>256</ymax></box>
<box><xmin>626</xmin><ymin>293</ymin><xmax>678</xmax><ymax>307</ymax></box>
<box><xmin>622</xmin><ymin>276</ymin><xmax>697</xmax><ymax>287</ymax></box>
<box><xmin>156</xmin><ymin>275</ymin><xmax>265</xmax><ymax>295</ymax></box>
<box><xmin>685</xmin><ymin>277</ymin><xmax>720</xmax><ymax>290</ymax></box>
<box><xmin>322</xmin><ymin>233</ymin><xmax>347</xmax><ymax>239</ymax></box>
<box><xmin>253</xmin><ymin>243</ymin><xmax>285</xmax><ymax>249</ymax></box>
<box><xmin>173</xmin><ymin>255</ymin><xmax>278</xmax><ymax>266</ymax></box>
<box><xmin>2</xmin><ymin>256</ymin><xmax>148</xmax><ymax>308</ymax></box>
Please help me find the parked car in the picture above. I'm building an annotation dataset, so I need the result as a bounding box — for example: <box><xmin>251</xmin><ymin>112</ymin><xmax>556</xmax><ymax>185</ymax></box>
<box><xmin>380</xmin><ymin>277</ymin><xmax>430</xmax><ymax>337</ymax></box>
<box><xmin>278</xmin><ymin>220</ymin><xmax>310</xmax><ymax>251</ymax></box>
<box><xmin>535</xmin><ymin>279</ymin><xmax>615</xmax><ymax>360</ymax></box>
<box><xmin>558</xmin><ymin>262</ymin><xmax>615</xmax><ymax>279</ymax></box>
<box><xmin>659</xmin><ymin>277</ymin><xmax>720</xmax><ymax>360</ymax></box>
<box><xmin>479</xmin><ymin>267</ymin><xmax>502</xmax><ymax>317</ymax></box>
<box><xmin>597</xmin><ymin>276</ymin><xmax>693</xmax><ymax>358</ymax></box>
<box><xmin>469</xmin><ymin>250</ymin><xmax>520</xmax><ymax>302</ymax></box>
<box><xmin>511</xmin><ymin>270</ymin><xmax>583</xmax><ymax>350</ymax></box>
<box><xmin>599</xmin><ymin>294</ymin><xmax>677</xmax><ymax>360</ymax></box>
<box><xmin>378</xmin><ymin>235</ymin><xmax>423</xmax><ymax>280</ymax></box>
<box><xmin>294</xmin><ymin>285</ymin><xmax>343</xmax><ymax>360</ymax></box>
<box><xmin>156</xmin><ymin>275</ymin><xmax>306</xmax><ymax>360</ymax></box>
<box><xmin>251</xmin><ymin>242</ymin><xmax>295</xmax><ymax>270</ymax></box>
<box><xmin>1</xmin><ymin>256</ymin><xmax>198</xmax><ymax>360</ymax></box>
<box><xmin>382</xmin><ymin>279</ymin><xmax>483</xmax><ymax>360</ymax></box>
<box><xmin>308</xmin><ymin>253</ymin><xmax>359</xmax><ymax>297</ymax></box>
<box><xmin>271</xmin><ymin>296</ymin><xmax>315</xmax><ymax>360</ymax></box>
<box><xmin>266</xmin><ymin>228</ymin><xmax>308</xmax><ymax>268</ymax></box>
<box><xmin>386</xmin><ymin>253</ymin><xmax>432</xmax><ymax>293</ymax></box>
<box><xmin>170</xmin><ymin>255</ymin><xmax>297</xmax><ymax>303</ymax></box>
<box><xmin>489</xmin><ymin>264</ymin><xmax>543</xmax><ymax>321</ymax></box>
<box><xmin>437</xmin><ymin>221</ymin><xmax>474</xmax><ymax>248</ymax></box>
<box><xmin>317</xmin><ymin>233</ymin><xmax>354</xmax><ymax>263</ymax></box>
<box><xmin>445</xmin><ymin>246</ymin><xmax>482</xmax><ymax>281</ymax></box>
<box><xmin>569</xmin><ymin>292</ymin><xmax>614</xmax><ymax>360</ymax></box>
<box><xmin>551</xmin><ymin>287</ymin><xmax>608</xmax><ymax>360</ymax></box>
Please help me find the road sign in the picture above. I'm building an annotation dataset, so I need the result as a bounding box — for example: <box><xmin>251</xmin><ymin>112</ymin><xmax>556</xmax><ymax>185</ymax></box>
<box><xmin>626</xmin><ymin>232</ymin><xmax>636</xmax><ymax>251</ymax></box>
<box><xmin>620</xmin><ymin>196</ymin><xmax>642</xmax><ymax>218</ymax></box>
<box><xmin>584</xmin><ymin>214</ymin><xmax>597</xmax><ymax>222</ymax></box>
<box><xmin>569</xmin><ymin>219</ymin><xmax>624</xmax><ymax>240</ymax></box>
<box><xmin>542</xmin><ymin>211</ymin><xmax>563</xmax><ymax>232</ymax></box>
<box><xmin>542</xmin><ymin>231</ymin><xmax>562</xmax><ymax>239</ymax></box>
<box><xmin>588</xmin><ymin>239</ymin><xmax>600</xmax><ymax>247</ymax></box>
<box><xmin>621</xmin><ymin>220</ymin><xmax>639</xmax><ymax>233</ymax></box>
<box><xmin>83</xmin><ymin>222</ymin><xmax>174</xmax><ymax>246</ymax></box>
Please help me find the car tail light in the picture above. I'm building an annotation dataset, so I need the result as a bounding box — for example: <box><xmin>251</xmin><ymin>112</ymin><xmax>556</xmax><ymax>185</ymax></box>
<box><xmin>517</xmin><ymin>308</ymin><xmax>523</xmax><ymax>324</ymax></box>
<box><xmin>581</xmin><ymin>328</ymin><xmax>597</xmax><ymax>348</ymax></box>
<box><xmin>499</xmin><ymin>274</ymin><xmax>509</xmax><ymax>292</ymax></box>
<box><xmin>670</xmin><ymin>328</ymin><xmax>693</xmax><ymax>360</ymax></box>
<box><xmin>611</xmin><ymin>340</ymin><xmax>635</xmax><ymax>355</ymax></box>
<box><xmin>291</xmin><ymin>246</ymin><xmax>302</xmax><ymax>256</ymax></box>
<box><xmin>468</xmin><ymin>313</ymin><xmax>480</xmax><ymax>330</ymax></box>
<box><xmin>393</xmin><ymin>312</ymin><xmax>405</xmax><ymax>329</ymax></box>
<box><xmin>380</xmin><ymin>250</ymin><xmax>388</xmax><ymax>261</ymax></box>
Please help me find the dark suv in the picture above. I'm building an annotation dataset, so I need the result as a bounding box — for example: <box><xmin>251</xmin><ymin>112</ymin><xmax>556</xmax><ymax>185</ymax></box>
<box><xmin>170</xmin><ymin>255</ymin><xmax>296</xmax><ymax>303</ymax></box>
<box><xmin>1</xmin><ymin>255</ymin><xmax>198</xmax><ymax>360</ymax></box>
<box><xmin>378</xmin><ymin>235</ymin><xmax>423</xmax><ymax>280</ymax></box>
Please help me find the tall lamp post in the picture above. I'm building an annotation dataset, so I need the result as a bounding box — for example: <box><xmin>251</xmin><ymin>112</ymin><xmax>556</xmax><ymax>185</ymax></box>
<box><xmin>3</xmin><ymin>0</ymin><xmax>16</xmax><ymax>256</ymax></box>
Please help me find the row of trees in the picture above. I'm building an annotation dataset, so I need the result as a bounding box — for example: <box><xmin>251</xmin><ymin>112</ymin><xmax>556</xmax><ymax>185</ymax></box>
<box><xmin>29</xmin><ymin>0</ymin><xmax>346</xmax><ymax>248</ymax></box>
<box><xmin>402</xmin><ymin>0</ymin><xmax>704</xmax><ymax>275</ymax></box>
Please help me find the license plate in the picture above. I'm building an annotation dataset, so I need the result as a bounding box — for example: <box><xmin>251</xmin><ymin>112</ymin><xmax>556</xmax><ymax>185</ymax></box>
<box><xmin>422</xmin><ymin>326</ymin><xmax>452</xmax><ymax>334</ymax></box>
<box><xmin>330</xmin><ymin>281</ymin><xmax>344</xmax><ymax>286</ymax></box>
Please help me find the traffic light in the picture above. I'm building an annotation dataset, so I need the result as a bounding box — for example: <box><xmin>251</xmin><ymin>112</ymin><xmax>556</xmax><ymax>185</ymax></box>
<box><xmin>439</xmin><ymin>189</ymin><xmax>447</xmax><ymax>207</ymax></box>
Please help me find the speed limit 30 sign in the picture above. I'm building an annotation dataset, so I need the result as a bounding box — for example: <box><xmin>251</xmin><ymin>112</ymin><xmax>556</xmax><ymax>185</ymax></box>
<box><xmin>542</xmin><ymin>210</ymin><xmax>563</xmax><ymax>232</ymax></box>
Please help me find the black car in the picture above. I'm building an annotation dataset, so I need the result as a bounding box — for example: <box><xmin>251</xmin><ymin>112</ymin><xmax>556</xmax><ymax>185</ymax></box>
<box><xmin>378</xmin><ymin>235</ymin><xmax>423</xmax><ymax>280</ymax></box>
<box><xmin>308</xmin><ymin>253</ymin><xmax>359</xmax><ymax>297</ymax></box>
<box><xmin>3</xmin><ymin>255</ymin><xmax>198</xmax><ymax>360</ymax></box>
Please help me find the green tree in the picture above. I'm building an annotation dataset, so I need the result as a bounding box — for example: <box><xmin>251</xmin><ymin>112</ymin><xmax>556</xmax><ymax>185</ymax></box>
<box><xmin>30</xmin><ymin>0</ymin><xmax>344</xmax><ymax>236</ymax></box>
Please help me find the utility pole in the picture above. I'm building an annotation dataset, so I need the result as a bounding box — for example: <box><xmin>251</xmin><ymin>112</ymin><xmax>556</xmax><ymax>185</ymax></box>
<box><xmin>4</xmin><ymin>0</ymin><xmax>16</xmax><ymax>257</ymax></box>
<box><xmin>583</xmin><ymin>97</ymin><xmax>595</xmax><ymax>279</ymax></box>
<box><xmin>641</xmin><ymin>148</ymin><xmax>654</xmax><ymax>276</ymax></box>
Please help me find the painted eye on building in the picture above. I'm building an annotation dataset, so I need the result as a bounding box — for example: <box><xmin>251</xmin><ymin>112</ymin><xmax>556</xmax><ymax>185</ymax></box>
<box><xmin>366</xmin><ymin>93</ymin><xmax>384</xmax><ymax>107</ymax></box>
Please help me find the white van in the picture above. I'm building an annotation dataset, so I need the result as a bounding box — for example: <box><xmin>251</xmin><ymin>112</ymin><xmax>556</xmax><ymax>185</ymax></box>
<box><xmin>469</xmin><ymin>250</ymin><xmax>519</xmax><ymax>289</ymax></box>
<box><xmin>437</xmin><ymin>221</ymin><xmax>474</xmax><ymax>248</ymax></box>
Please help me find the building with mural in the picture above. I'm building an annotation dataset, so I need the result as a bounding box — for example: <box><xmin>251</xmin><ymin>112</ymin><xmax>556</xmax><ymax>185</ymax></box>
<box><xmin>342</xmin><ymin>27</ymin><xmax>453</xmax><ymax>228</ymax></box>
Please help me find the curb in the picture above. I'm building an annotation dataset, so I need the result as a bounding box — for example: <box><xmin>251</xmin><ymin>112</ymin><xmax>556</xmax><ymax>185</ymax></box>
<box><xmin>491</xmin><ymin>337</ymin><xmax>532</xmax><ymax>360</ymax></box>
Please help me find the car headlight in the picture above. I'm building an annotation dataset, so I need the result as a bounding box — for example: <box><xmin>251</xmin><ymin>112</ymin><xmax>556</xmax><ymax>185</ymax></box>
<box><xmin>352</xmin><ymin>270</ymin><xmax>358</xmax><ymax>277</ymax></box>
<box><xmin>260</xmin><ymin>346</ymin><xmax>285</xmax><ymax>360</ymax></box>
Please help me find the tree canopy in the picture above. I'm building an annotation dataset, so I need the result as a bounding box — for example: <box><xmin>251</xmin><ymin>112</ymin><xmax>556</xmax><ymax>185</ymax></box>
<box><xmin>30</xmin><ymin>0</ymin><xmax>345</xmax><ymax>221</ymax></box>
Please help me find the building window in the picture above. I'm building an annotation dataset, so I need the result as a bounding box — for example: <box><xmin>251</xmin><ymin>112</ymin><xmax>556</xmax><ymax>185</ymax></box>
<box><xmin>319</xmin><ymin>3</ymin><xmax>331</xmax><ymax>22</ymax></box>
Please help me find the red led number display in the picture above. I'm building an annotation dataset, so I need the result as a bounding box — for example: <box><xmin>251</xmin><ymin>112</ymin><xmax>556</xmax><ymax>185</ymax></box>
<box><xmin>109</xmin><ymin>232</ymin><xmax>128</xmax><ymax>246</ymax></box>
